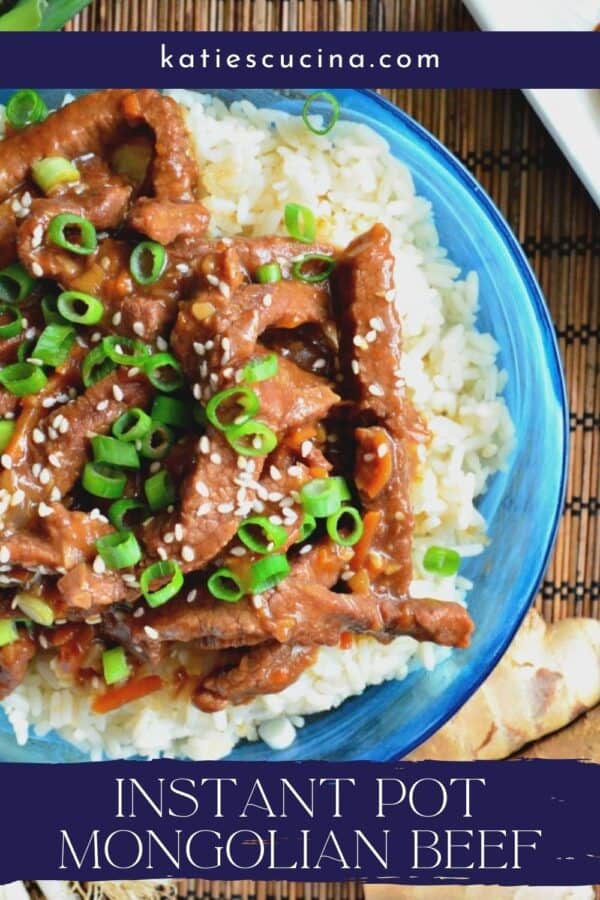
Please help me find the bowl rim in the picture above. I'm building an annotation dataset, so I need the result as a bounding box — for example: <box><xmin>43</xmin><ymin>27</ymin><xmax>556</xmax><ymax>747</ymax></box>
<box><xmin>347</xmin><ymin>88</ymin><xmax>569</xmax><ymax>760</ymax></box>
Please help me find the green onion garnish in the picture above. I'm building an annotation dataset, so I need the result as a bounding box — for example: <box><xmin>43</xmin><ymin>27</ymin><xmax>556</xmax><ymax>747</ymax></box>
<box><xmin>102</xmin><ymin>335</ymin><xmax>150</xmax><ymax>367</ymax></box>
<box><xmin>302</xmin><ymin>91</ymin><xmax>340</xmax><ymax>136</ymax></box>
<box><xmin>423</xmin><ymin>546</ymin><xmax>461</xmax><ymax>577</ymax></box>
<box><xmin>0</xmin><ymin>303</ymin><xmax>22</xmax><ymax>339</ymax></box>
<box><xmin>82</xmin><ymin>344</ymin><xmax>116</xmax><ymax>388</ymax></box>
<box><xmin>139</xmin><ymin>422</ymin><xmax>173</xmax><ymax>460</ymax></box>
<box><xmin>31</xmin><ymin>156</ymin><xmax>80</xmax><ymax>195</ymax></box>
<box><xmin>300</xmin><ymin>476</ymin><xmax>351</xmax><ymax>518</ymax></box>
<box><xmin>57</xmin><ymin>290</ymin><xmax>104</xmax><ymax>325</ymax></box>
<box><xmin>108</xmin><ymin>498</ymin><xmax>148</xmax><ymax>532</ymax></box>
<box><xmin>0</xmin><ymin>619</ymin><xmax>18</xmax><ymax>648</ymax></box>
<box><xmin>130</xmin><ymin>241</ymin><xmax>168</xmax><ymax>286</ymax></box>
<box><xmin>238</xmin><ymin>516</ymin><xmax>288</xmax><ymax>554</ymax></box>
<box><xmin>31</xmin><ymin>323</ymin><xmax>75</xmax><ymax>367</ymax></box>
<box><xmin>144</xmin><ymin>469</ymin><xmax>176</xmax><ymax>512</ymax></box>
<box><xmin>0</xmin><ymin>420</ymin><xmax>15</xmax><ymax>453</ymax></box>
<box><xmin>226</xmin><ymin>420</ymin><xmax>277</xmax><ymax>458</ymax></box>
<box><xmin>5</xmin><ymin>90</ymin><xmax>47</xmax><ymax>128</ymax></box>
<box><xmin>295</xmin><ymin>512</ymin><xmax>317</xmax><ymax>544</ymax></box>
<box><xmin>284</xmin><ymin>202</ymin><xmax>316</xmax><ymax>244</ymax></box>
<box><xmin>82</xmin><ymin>462</ymin><xmax>127</xmax><ymax>499</ymax></box>
<box><xmin>0</xmin><ymin>263</ymin><xmax>35</xmax><ymax>304</ymax></box>
<box><xmin>41</xmin><ymin>294</ymin><xmax>68</xmax><ymax>325</ymax></box>
<box><xmin>112</xmin><ymin>407</ymin><xmax>152</xmax><ymax>443</ymax></box>
<box><xmin>102</xmin><ymin>646</ymin><xmax>131</xmax><ymax>685</ymax></box>
<box><xmin>255</xmin><ymin>262</ymin><xmax>282</xmax><ymax>284</ymax></box>
<box><xmin>140</xmin><ymin>559</ymin><xmax>183</xmax><ymax>608</ymax></box>
<box><xmin>249</xmin><ymin>553</ymin><xmax>290</xmax><ymax>593</ymax></box>
<box><xmin>0</xmin><ymin>362</ymin><xmax>47</xmax><ymax>396</ymax></box>
<box><xmin>92</xmin><ymin>434</ymin><xmax>140</xmax><ymax>470</ymax></box>
<box><xmin>96</xmin><ymin>530</ymin><xmax>142</xmax><ymax>570</ymax></box>
<box><xmin>291</xmin><ymin>253</ymin><xmax>336</xmax><ymax>284</ymax></box>
<box><xmin>14</xmin><ymin>594</ymin><xmax>54</xmax><ymax>627</ymax></box>
<box><xmin>207</xmin><ymin>567</ymin><xmax>245</xmax><ymax>603</ymax></box>
<box><xmin>17</xmin><ymin>338</ymin><xmax>35</xmax><ymax>363</ymax></box>
<box><xmin>47</xmin><ymin>213</ymin><xmax>97</xmax><ymax>256</ymax></box>
<box><xmin>143</xmin><ymin>353</ymin><xmax>184</xmax><ymax>393</ymax></box>
<box><xmin>243</xmin><ymin>353</ymin><xmax>279</xmax><ymax>385</ymax></box>
<box><xmin>151</xmin><ymin>395</ymin><xmax>187</xmax><ymax>429</ymax></box>
<box><xmin>326</xmin><ymin>505</ymin><xmax>364</xmax><ymax>547</ymax></box>
<box><xmin>206</xmin><ymin>386</ymin><xmax>260</xmax><ymax>432</ymax></box>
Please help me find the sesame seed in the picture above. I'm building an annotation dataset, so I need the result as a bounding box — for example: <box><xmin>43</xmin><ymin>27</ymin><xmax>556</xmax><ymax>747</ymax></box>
<box><xmin>157</xmin><ymin>547</ymin><xmax>168</xmax><ymax>560</ymax></box>
<box><xmin>299</xmin><ymin>543</ymin><xmax>313</xmax><ymax>555</ymax></box>
<box><xmin>193</xmin><ymin>342</ymin><xmax>205</xmax><ymax>356</ymax></box>
<box><xmin>199</xmin><ymin>436</ymin><xmax>210</xmax><ymax>454</ymax></box>
<box><xmin>149</xmin><ymin>461</ymin><xmax>161</xmax><ymax>474</ymax></box>
<box><xmin>42</xmin><ymin>396</ymin><xmax>57</xmax><ymax>409</ymax></box>
<box><xmin>174</xmin><ymin>523</ymin><xmax>184</xmax><ymax>541</ymax></box>
<box><xmin>370</xmin><ymin>316</ymin><xmax>385</xmax><ymax>332</ymax></box>
<box><xmin>38</xmin><ymin>502</ymin><xmax>54</xmax><ymax>517</ymax></box>
<box><xmin>133</xmin><ymin>606</ymin><xmax>145</xmax><ymax>618</ymax></box>
<box><xmin>287</xmin><ymin>465</ymin><xmax>303</xmax><ymax>478</ymax></box>
<box><xmin>96</xmin><ymin>399</ymin><xmax>109</xmax><ymax>411</ymax></box>
<box><xmin>92</xmin><ymin>555</ymin><xmax>106</xmax><ymax>574</ymax></box>
<box><xmin>186</xmin><ymin>589</ymin><xmax>197</xmax><ymax>603</ymax></box>
<box><xmin>58</xmin><ymin>420</ymin><xmax>69</xmax><ymax>434</ymax></box>
<box><xmin>112</xmin><ymin>384</ymin><xmax>124</xmax><ymax>402</ymax></box>
<box><xmin>197</xmin><ymin>502</ymin><xmax>212</xmax><ymax>516</ymax></box>
<box><xmin>128</xmin><ymin>367</ymin><xmax>140</xmax><ymax>377</ymax></box>
<box><xmin>363</xmin><ymin>452</ymin><xmax>375</xmax><ymax>462</ymax></box>
<box><xmin>144</xmin><ymin>626</ymin><xmax>159</xmax><ymax>640</ymax></box>
<box><xmin>192</xmin><ymin>383</ymin><xmax>202</xmax><ymax>400</ymax></box>
<box><xmin>217</xmin><ymin>502</ymin><xmax>234</xmax><ymax>514</ymax></box>
<box><xmin>39</xmin><ymin>468</ymin><xmax>51</xmax><ymax>485</ymax></box>
<box><xmin>31</xmin><ymin>262</ymin><xmax>43</xmax><ymax>278</ymax></box>
<box><xmin>176</xmin><ymin>263</ymin><xmax>190</xmax><ymax>274</ymax></box>
<box><xmin>181</xmin><ymin>545</ymin><xmax>195</xmax><ymax>562</ymax></box>
<box><xmin>351</xmin><ymin>360</ymin><xmax>360</xmax><ymax>374</ymax></box>
<box><xmin>366</xmin><ymin>330</ymin><xmax>377</xmax><ymax>343</ymax></box>
<box><xmin>11</xmin><ymin>489</ymin><xmax>25</xmax><ymax>506</ymax></box>
<box><xmin>263</xmin><ymin>294</ymin><xmax>272</xmax><ymax>308</ymax></box>
<box><xmin>91</xmin><ymin>332</ymin><xmax>102</xmax><ymax>343</ymax></box>
<box><xmin>32</xmin><ymin>428</ymin><xmax>45</xmax><ymax>444</ymax></box>
<box><xmin>377</xmin><ymin>443</ymin><xmax>389</xmax><ymax>458</ymax></box>
<box><xmin>313</xmin><ymin>358</ymin><xmax>326</xmax><ymax>370</ymax></box>
<box><xmin>195</xmin><ymin>480</ymin><xmax>209</xmax><ymax>497</ymax></box>
<box><xmin>368</xmin><ymin>384</ymin><xmax>385</xmax><ymax>397</ymax></box>
<box><xmin>269</xmin><ymin>465</ymin><xmax>282</xmax><ymax>481</ymax></box>
<box><xmin>301</xmin><ymin>440</ymin><xmax>313</xmax><ymax>458</ymax></box>
<box><xmin>210</xmin><ymin>452</ymin><xmax>222</xmax><ymax>465</ymax></box>
<box><xmin>50</xmin><ymin>486</ymin><xmax>61</xmax><ymax>502</ymax></box>
<box><xmin>353</xmin><ymin>335</ymin><xmax>368</xmax><ymax>350</ymax></box>
<box><xmin>269</xmin><ymin>514</ymin><xmax>283</xmax><ymax>525</ymax></box>
<box><xmin>48</xmin><ymin>453</ymin><xmax>61</xmax><ymax>468</ymax></box>
<box><xmin>0</xmin><ymin>546</ymin><xmax>10</xmax><ymax>563</ymax></box>
<box><xmin>133</xmin><ymin>321</ymin><xmax>145</xmax><ymax>337</ymax></box>
<box><xmin>156</xmin><ymin>336</ymin><xmax>168</xmax><ymax>351</ymax></box>
<box><xmin>230</xmin><ymin>546</ymin><xmax>246</xmax><ymax>557</ymax></box>
<box><xmin>112</xmin><ymin>311</ymin><xmax>122</xmax><ymax>326</ymax></box>
<box><xmin>1</xmin><ymin>454</ymin><xmax>12</xmax><ymax>469</ymax></box>
<box><xmin>163</xmin><ymin>532</ymin><xmax>174</xmax><ymax>544</ymax></box>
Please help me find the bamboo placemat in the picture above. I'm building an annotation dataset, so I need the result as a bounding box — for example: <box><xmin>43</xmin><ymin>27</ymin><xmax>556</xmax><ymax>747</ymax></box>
<box><xmin>65</xmin><ymin>1</ymin><xmax>598</xmax><ymax>897</ymax></box>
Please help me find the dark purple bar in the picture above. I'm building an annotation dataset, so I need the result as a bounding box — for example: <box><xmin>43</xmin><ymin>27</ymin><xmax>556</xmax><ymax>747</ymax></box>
<box><xmin>0</xmin><ymin>32</ymin><xmax>597</xmax><ymax>88</ymax></box>
<box><xmin>0</xmin><ymin>759</ymin><xmax>598</xmax><ymax>884</ymax></box>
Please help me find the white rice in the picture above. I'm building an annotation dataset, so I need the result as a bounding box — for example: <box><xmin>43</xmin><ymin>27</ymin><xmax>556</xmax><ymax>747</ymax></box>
<box><xmin>1</xmin><ymin>91</ymin><xmax>514</xmax><ymax>759</ymax></box>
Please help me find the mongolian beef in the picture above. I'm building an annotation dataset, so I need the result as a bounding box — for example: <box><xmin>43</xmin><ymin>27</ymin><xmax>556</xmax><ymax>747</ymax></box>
<box><xmin>0</xmin><ymin>89</ymin><xmax>474</xmax><ymax>721</ymax></box>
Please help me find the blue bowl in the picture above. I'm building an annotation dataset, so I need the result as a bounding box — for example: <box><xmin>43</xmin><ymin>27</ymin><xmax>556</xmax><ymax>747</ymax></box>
<box><xmin>0</xmin><ymin>89</ymin><xmax>568</xmax><ymax>763</ymax></box>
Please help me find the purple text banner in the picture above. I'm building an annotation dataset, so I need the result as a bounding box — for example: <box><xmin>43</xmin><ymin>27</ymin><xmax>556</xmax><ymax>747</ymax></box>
<box><xmin>0</xmin><ymin>32</ymin><xmax>596</xmax><ymax>88</ymax></box>
<box><xmin>0</xmin><ymin>760</ymin><xmax>598</xmax><ymax>885</ymax></box>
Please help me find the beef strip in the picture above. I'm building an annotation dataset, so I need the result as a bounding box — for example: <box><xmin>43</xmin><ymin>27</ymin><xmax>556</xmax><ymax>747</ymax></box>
<box><xmin>175</xmin><ymin>235</ymin><xmax>337</xmax><ymax>280</ymax></box>
<box><xmin>0</xmin><ymin>631</ymin><xmax>36</xmax><ymax>699</ymax></box>
<box><xmin>128</xmin><ymin>197</ymin><xmax>209</xmax><ymax>246</ymax></box>
<box><xmin>57</xmin><ymin>562</ymin><xmax>136</xmax><ymax>611</ymax></box>
<box><xmin>194</xmin><ymin>642</ymin><xmax>317</xmax><ymax>712</ymax></box>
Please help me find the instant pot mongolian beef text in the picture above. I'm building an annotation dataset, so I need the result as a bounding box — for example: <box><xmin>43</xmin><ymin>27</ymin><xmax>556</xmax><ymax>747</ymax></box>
<box><xmin>0</xmin><ymin>90</ymin><xmax>513</xmax><ymax>759</ymax></box>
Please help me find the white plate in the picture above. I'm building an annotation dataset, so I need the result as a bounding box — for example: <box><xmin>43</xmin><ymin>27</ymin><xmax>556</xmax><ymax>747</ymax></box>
<box><xmin>463</xmin><ymin>0</ymin><xmax>600</xmax><ymax>208</ymax></box>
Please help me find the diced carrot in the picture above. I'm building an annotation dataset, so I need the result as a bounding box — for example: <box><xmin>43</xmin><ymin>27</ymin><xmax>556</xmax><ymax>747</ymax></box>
<box><xmin>348</xmin><ymin>568</ymin><xmax>370</xmax><ymax>594</ymax></box>
<box><xmin>309</xmin><ymin>465</ymin><xmax>329</xmax><ymax>479</ymax></box>
<box><xmin>339</xmin><ymin>632</ymin><xmax>353</xmax><ymax>650</ymax></box>
<box><xmin>92</xmin><ymin>674</ymin><xmax>163</xmax><ymax>714</ymax></box>
<box><xmin>355</xmin><ymin>431</ymin><xmax>393</xmax><ymax>499</ymax></box>
<box><xmin>351</xmin><ymin>510</ymin><xmax>381</xmax><ymax>571</ymax></box>
<box><xmin>286</xmin><ymin>423</ymin><xmax>318</xmax><ymax>452</ymax></box>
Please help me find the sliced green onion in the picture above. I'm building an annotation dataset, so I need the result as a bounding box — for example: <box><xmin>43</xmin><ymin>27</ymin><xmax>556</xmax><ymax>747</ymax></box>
<box><xmin>143</xmin><ymin>353</ymin><xmax>184</xmax><ymax>393</ymax></box>
<box><xmin>5</xmin><ymin>90</ymin><xmax>47</xmax><ymax>128</ymax></box>
<box><xmin>226</xmin><ymin>420</ymin><xmax>278</xmax><ymax>458</ymax></box>
<box><xmin>0</xmin><ymin>619</ymin><xmax>18</xmax><ymax>648</ymax></box>
<box><xmin>102</xmin><ymin>646</ymin><xmax>131</xmax><ymax>685</ymax></box>
<box><xmin>102</xmin><ymin>335</ymin><xmax>150</xmax><ymax>367</ymax></box>
<box><xmin>31</xmin><ymin>156</ymin><xmax>80</xmax><ymax>195</ymax></box>
<box><xmin>0</xmin><ymin>420</ymin><xmax>15</xmax><ymax>453</ymax></box>
<box><xmin>206</xmin><ymin>386</ymin><xmax>260</xmax><ymax>432</ymax></box>
<box><xmin>139</xmin><ymin>422</ymin><xmax>173</xmax><ymax>460</ymax></box>
<box><xmin>302</xmin><ymin>91</ymin><xmax>340</xmax><ymax>136</ymax></box>
<box><xmin>300</xmin><ymin>476</ymin><xmax>351</xmax><ymax>518</ymax></box>
<box><xmin>92</xmin><ymin>434</ymin><xmax>140</xmax><ymax>470</ymax></box>
<box><xmin>96</xmin><ymin>530</ymin><xmax>142</xmax><ymax>570</ymax></box>
<box><xmin>31</xmin><ymin>323</ymin><xmax>75</xmax><ymax>367</ymax></box>
<box><xmin>243</xmin><ymin>353</ymin><xmax>279</xmax><ymax>385</ymax></box>
<box><xmin>296</xmin><ymin>512</ymin><xmax>317</xmax><ymax>544</ymax></box>
<box><xmin>130</xmin><ymin>241</ymin><xmax>167</xmax><ymax>286</ymax></box>
<box><xmin>238</xmin><ymin>516</ymin><xmax>288</xmax><ymax>554</ymax></box>
<box><xmin>57</xmin><ymin>290</ymin><xmax>104</xmax><ymax>325</ymax></box>
<box><xmin>284</xmin><ymin>202</ymin><xmax>316</xmax><ymax>244</ymax></box>
<box><xmin>41</xmin><ymin>294</ymin><xmax>68</xmax><ymax>325</ymax></box>
<box><xmin>144</xmin><ymin>469</ymin><xmax>176</xmax><ymax>512</ymax></box>
<box><xmin>140</xmin><ymin>559</ymin><xmax>183</xmax><ymax>608</ymax></box>
<box><xmin>326</xmin><ymin>505</ymin><xmax>364</xmax><ymax>547</ymax></box>
<box><xmin>47</xmin><ymin>213</ymin><xmax>97</xmax><ymax>256</ymax></box>
<box><xmin>108</xmin><ymin>498</ymin><xmax>148</xmax><ymax>532</ymax></box>
<box><xmin>112</xmin><ymin>407</ymin><xmax>151</xmax><ymax>442</ymax></box>
<box><xmin>151</xmin><ymin>395</ymin><xmax>187</xmax><ymax>429</ymax></box>
<box><xmin>14</xmin><ymin>594</ymin><xmax>54</xmax><ymax>627</ymax></box>
<box><xmin>0</xmin><ymin>303</ymin><xmax>22</xmax><ymax>339</ymax></box>
<box><xmin>0</xmin><ymin>362</ymin><xmax>47</xmax><ymax>396</ymax></box>
<box><xmin>207</xmin><ymin>567</ymin><xmax>245</xmax><ymax>603</ymax></box>
<box><xmin>423</xmin><ymin>546</ymin><xmax>461</xmax><ymax>577</ymax></box>
<box><xmin>255</xmin><ymin>262</ymin><xmax>282</xmax><ymax>284</ymax></box>
<box><xmin>0</xmin><ymin>0</ymin><xmax>44</xmax><ymax>31</ymax></box>
<box><xmin>291</xmin><ymin>253</ymin><xmax>336</xmax><ymax>284</ymax></box>
<box><xmin>0</xmin><ymin>263</ymin><xmax>35</xmax><ymax>304</ymax></box>
<box><xmin>82</xmin><ymin>462</ymin><xmax>127</xmax><ymax>499</ymax></box>
<box><xmin>249</xmin><ymin>553</ymin><xmax>290</xmax><ymax>593</ymax></box>
<box><xmin>17</xmin><ymin>338</ymin><xmax>35</xmax><ymax>363</ymax></box>
<box><xmin>82</xmin><ymin>344</ymin><xmax>116</xmax><ymax>388</ymax></box>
